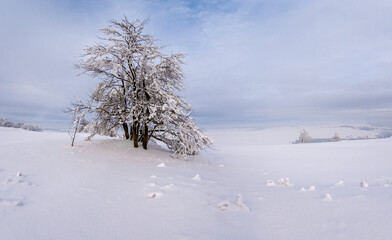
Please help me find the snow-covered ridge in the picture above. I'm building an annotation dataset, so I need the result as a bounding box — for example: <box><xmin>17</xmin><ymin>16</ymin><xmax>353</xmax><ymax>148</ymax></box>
<box><xmin>207</xmin><ymin>125</ymin><xmax>391</xmax><ymax>146</ymax></box>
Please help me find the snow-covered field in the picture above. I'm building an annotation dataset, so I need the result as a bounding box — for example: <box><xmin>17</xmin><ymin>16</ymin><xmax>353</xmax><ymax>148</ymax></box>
<box><xmin>1</xmin><ymin>126</ymin><xmax>392</xmax><ymax>240</ymax></box>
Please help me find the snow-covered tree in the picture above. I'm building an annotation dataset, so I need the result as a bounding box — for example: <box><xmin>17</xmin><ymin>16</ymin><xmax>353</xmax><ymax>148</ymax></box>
<box><xmin>298</xmin><ymin>129</ymin><xmax>312</xmax><ymax>143</ymax></box>
<box><xmin>72</xmin><ymin>17</ymin><xmax>212</xmax><ymax>157</ymax></box>
<box><xmin>331</xmin><ymin>133</ymin><xmax>341</xmax><ymax>142</ymax></box>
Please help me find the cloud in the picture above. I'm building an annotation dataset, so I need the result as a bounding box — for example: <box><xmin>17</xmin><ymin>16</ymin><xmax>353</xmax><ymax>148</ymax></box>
<box><xmin>1</xmin><ymin>0</ymin><xmax>392</xmax><ymax>128</ymax></box>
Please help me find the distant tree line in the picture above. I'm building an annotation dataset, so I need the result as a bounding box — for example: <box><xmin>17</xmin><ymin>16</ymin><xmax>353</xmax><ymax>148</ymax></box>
<box><xmin>0</xmin><ymin>118</ymin><xmax>42</xmax><ymax>132</ymax></box>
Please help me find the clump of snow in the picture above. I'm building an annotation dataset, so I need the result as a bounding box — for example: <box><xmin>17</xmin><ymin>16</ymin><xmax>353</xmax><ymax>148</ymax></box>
<box><xmin>360</xmin><ymin>180</ymin><xmax>369</xmax><ymax>188</ymax></box>
<box><xmin>217</xmin><ymin>200</ymin><xmax>231</xmax><ymax>211</ymax></box>
<box><xmin>157</xmin><ymin>163</ymin><xmax>166</xmax><ymax>168</ymax></box>
<box><xmin>300</xmin><ymin>185</ymin><xmax>316</xmax><ymax>192</ymax></box>
<box><xmin>236</xmin><ymin>194</ymin><xmax>250</xmax><ymax>211</ymax></box>
<box><xmin>266</xmin><ymin>179</ymin><xmax>276</xmax><ymax>186</ymax></box>
<box><xmin>192</xmin><ymin>174</ymin><xmax>201</xmax><ymax>181</ymax></box>
<box><xmin>147</xmin><ymin>192</ymin><xmax>163</xmax><ymax>199</ymax></box>
<box><xmin>323</xmin><ymin>193</ymin><xmax>333</xmax><ymax>201</ymax></box>
<box><xmin>335</xmin><ymin>180</ymin><xmax>344</xmax><ymax>187</ymax></box>
<box><xmin>16</xmin><ymin>171</ymin><xmax>23</xmax><ymax>177</ymax></box>
<box><xmin>278</xmin><ymin>177</ymin><xmax>292</xmax><ymax>187</ymax></box>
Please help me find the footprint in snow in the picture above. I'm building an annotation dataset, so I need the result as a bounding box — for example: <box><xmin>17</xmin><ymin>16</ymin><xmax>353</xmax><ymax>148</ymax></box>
<box><xmin>145</xmin><ymin>182</ymin><xmax>156</xmax><ymax>187</ymax></box>
<box><xmin>3</xmin><ymin>172</ymin><xmax>34</xmax><ymax>186</ymax></box>
<box><xmin>161</xmin><ymin>184</ymin><xmax>175</xmax><ymax>191</ymax></box>
<box><xmin>4</xmin><ymin>177</ymin><xmax>13</xmax><ymax>184</ymax></box>
<box><xmin>0</xmin><ymin>199</ymin><xmax>23</xmax><ymax>207</ymax></box>
<box><xmin>216</xmin><ymin>194</ymin><xmax>250</xmax><ymax>212</ymax></box>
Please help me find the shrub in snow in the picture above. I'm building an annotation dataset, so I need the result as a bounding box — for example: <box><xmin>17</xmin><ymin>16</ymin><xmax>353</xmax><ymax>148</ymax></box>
<box><xmin>278</xmin><ymin>177</ymin><xmax>291</xmax><ymax>186</ymax></box>
<box><xmin>298</xmin><ymin>129</ymin><xmax>311</xmax><ymax>143</ymax></box>
<box><xmin>70</xmin><ymin>17</ymin><xmax>212</xmax><ymax>158</ymax></box>
<box><xmin>332</xmin><ymin>133</ymin><xmax>341</xmax><ymax>142</ymax></box>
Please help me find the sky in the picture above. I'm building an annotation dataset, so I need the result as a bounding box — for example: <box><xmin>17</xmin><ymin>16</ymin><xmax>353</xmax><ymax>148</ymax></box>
<box><xmin>1</xmin><ymin>0</ymin><xmax>392</xmax><ymax>129</ymax></box>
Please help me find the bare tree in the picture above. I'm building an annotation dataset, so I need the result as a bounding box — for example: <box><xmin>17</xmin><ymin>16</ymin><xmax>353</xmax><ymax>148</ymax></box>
<box><xmin>67</xmin><ymin>100</ymin><xmax>88</xmax><ymax>147</ymax></box>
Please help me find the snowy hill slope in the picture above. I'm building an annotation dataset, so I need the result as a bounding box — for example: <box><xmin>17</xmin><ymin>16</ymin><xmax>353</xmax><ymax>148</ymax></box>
<box><xmin>1</xmin><ymin>126</ymin><xmax>392</xmax><ymax>240</ymax></box>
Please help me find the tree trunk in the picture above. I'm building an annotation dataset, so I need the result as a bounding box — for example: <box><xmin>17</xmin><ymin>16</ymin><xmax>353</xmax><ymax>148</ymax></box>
<box><xmin>132</xmin><ymin>122</ymin><xmax>139</xmax><ymax>148</ymax></box>
<box><xmin>142</xmin><ymin>124</ymin><xmax>148</xmax><ymax>150</ymax></box>
<box><xmin>122</xmin><ymin>123</ymin><xmax>130</xmax><ymax>139</ymax></box>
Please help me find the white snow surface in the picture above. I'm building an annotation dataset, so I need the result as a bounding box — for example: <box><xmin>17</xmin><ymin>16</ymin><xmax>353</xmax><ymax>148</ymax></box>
<box><xmin>1</xmin><ymin>126</ymin><xmax>392</xmax><ymax>239</ymax></box>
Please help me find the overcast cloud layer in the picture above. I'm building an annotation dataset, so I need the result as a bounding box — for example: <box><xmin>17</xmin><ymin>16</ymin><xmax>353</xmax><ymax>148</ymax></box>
<box><xmin>1</xmin><ymin>0</ymin><xmax>392</xmax><ymax>129</ymax></box>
